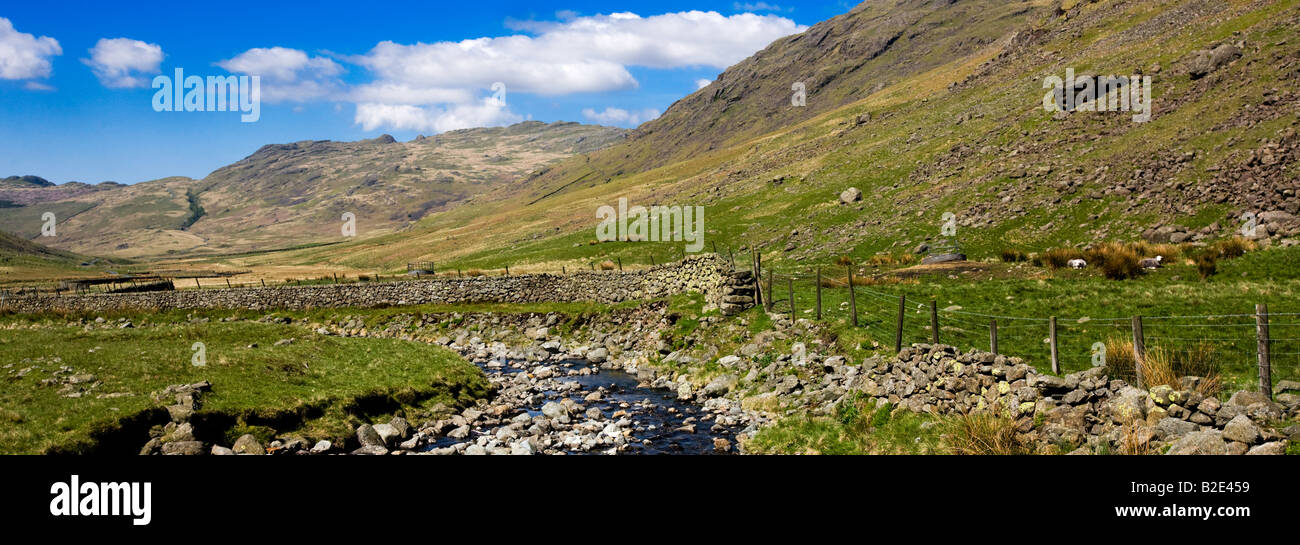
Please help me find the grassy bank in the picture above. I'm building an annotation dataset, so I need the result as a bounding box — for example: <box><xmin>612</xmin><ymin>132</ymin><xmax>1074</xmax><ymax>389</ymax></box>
<box><xmin>0</xmin><ymin>320</ymin><xmax>489</xmax><ymax>454</ymax></box>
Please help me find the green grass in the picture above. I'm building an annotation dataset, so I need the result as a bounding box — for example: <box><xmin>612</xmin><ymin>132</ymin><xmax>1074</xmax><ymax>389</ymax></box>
<box><xmin>748</xmin><ymin>397</ymin><xmax>945</xmax><ymax>455</ymax></box>
<box><xmin>0</xmin><ymin>320</ymin><xmax>489</xmax><ymax>454</ymax></box>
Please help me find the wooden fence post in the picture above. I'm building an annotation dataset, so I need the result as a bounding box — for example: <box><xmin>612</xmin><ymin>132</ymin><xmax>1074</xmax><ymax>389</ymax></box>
<box><xmin>650</xmin><ymin>255</ymin><xmax>655</xmax><ymax>266</ymax></box>
<box><xmin>195</xmin><ymin>278</ymin><xmax>201</xmax><ymax>290</ymax></box>
<box><xmin>1131</xmin><ymin>316</ymin><xmax>1146</xmax><ymax>387</ymax></box>
<box><xmin>562</xmin><ymin>266</ymin><xmax>566</xmax><ymax>275</ymax></box>
<box><xmin>260</xmin><ymin>279</ymin><xmax>266</xmax><ymax>288</ymax></box>
<box><xmin>226</xmin><ymin>278</ymin><xmax>232</xmax><ymax>289</ymax></box>
<box><xmin>765</xmin><ymin>269</ymin><xmax>774</xmax><ymax>312</ymax></box>
<box><xmin>894</xmin><ymin>295</ymin><xmax>905</xmax><ymax>353</ymax></box>
<box><xmin>989</xmin><ymin>318</ymin><xmax>998</xmax><ymax>354</ymax></box>
<box><xmin>787</xmin><ymin>277</ymin><xmax>795</xmax><ymax>321</ymax></box>
<box><xmin>505</xmin><ymin>265</ymin><xmax>510</xmax><ymax>276</ymax></box>
<box><xmin>815</xmin><ymin>267</ymin><xmax>822</xmax><ymax>320</ymax></box>
<box><xmin>846</xmin><ymin>265</ymin><xmax>857</xmax><ymax>327</ymax></box>
<box><xmin>929</xmin><ymin>300</ymin><xmax>940</xmax><ymax>344</ymax></box>
<box><xmin>1257</xmin><ymin>303</ymin><xmax>1272</xmax><ymax>399</ymax></box>
<box><xmin>617</xmin><ymin>257</ymin><xmax>622</xmax><ymax>272</ymax></box>
<box><xmin>1049</xmin><ymin>316</ymin><xmax>1060</xmax><ymax>375</ymax></box>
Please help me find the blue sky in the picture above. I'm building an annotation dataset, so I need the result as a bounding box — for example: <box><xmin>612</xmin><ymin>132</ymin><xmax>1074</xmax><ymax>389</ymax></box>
<box><xmin>0</xmin><ymin>1</ymin><xmax>850</xmax><ymax>184</ymax></box>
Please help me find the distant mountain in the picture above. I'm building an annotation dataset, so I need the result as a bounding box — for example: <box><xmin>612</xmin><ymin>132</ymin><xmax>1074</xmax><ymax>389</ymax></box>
<box><xmin>0</xmin><ymin>121</ymin><xmax>625</xmax><ymax>257</ymax></box>
<box><xmin>0</xmin><ymin>175</ymin><xmax>54</xmax><ymax>188</ymax></box>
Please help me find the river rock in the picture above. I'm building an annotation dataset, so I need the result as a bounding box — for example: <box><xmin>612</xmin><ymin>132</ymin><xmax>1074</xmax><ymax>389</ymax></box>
<box><xmin>356</xmin><ymin>424</ymin><xmax>385</xmax><ymax>448</ymax></box>
<box><xmin>161</xmin><ymin>441</ymin><xmax>205</xmax><ymax>455</ymax></box>
<box><xmin>373</xmin><ymin>423</ymin><xmax>401</xmax><ymax>447</ymax></box>
<box><xmin>232</xmin><ymin>434</ymin><xmax>265</xmax><ymax>455</ymax></box>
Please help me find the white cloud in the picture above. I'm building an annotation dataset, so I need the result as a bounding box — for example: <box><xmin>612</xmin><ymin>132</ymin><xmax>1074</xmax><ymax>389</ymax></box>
<box><xmin>0</xmin><ymin>17</ymin><xmax>61</xmax><ymax>81</ymax></box>
<box><xmin>582</xmin><ymin>107</ymin><xmax>660</xmax><ymax>127</ymax></box>
<box><xmin>356</xmin><ymin>11</ymin><xmax>804</xmax><ymax>97</ymax></box>
<box><xmin>695</xmin><ymin>78</ymin><xmax>713</xmax><ymax>90</ymax></box>
<box><xmin>354</xmin><ymin>96</ymin><xmax>523</xmax><ymax>133</ymax></box>
<box><xmin>82</xmin><ymin>38</ymin><xmax>163</xmax><ymax>88</ymax></box>
<box><xmin>220</xmin><ymin>11</ymin><xmax>802</xmax><ymax>133</ymax></box>
<box><xmin>217</xmin><ymin>47</ymin><xmax>343</xmax><ymax>102</ymax></box>
<box><xmin>734</xmin><ymin>2</ymin><xmax>790</xmax><ymax>12</ymax></box>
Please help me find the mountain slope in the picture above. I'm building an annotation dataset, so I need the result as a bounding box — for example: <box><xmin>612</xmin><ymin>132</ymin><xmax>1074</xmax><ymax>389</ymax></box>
<box><xmin>256</xmin><ymin>0</ymin><xmax>1300</xmax><ymax>274</ymax></box>
<box><xmin>2</xmin><ymin>121</ymin><xmax>625</xmax><ymax>258</ymax></box>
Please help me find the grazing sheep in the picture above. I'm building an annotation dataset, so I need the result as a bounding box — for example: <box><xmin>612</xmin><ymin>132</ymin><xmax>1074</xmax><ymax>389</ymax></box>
<box><xmin>1068</xmin><ymin>259</ymin><xmax>1087</xmax><ymax>269</ymax></box>
<box><xmin>1140</xmin><ymin>255</ymin><xmax>1164</xmax><ymax>269</ymax></box>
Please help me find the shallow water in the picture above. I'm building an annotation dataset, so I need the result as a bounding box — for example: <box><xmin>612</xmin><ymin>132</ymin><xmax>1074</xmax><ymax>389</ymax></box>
<box><xmin>427</xmin><ymin>359</ymin><xmax>739</xmax><ymax>455</ymax></box>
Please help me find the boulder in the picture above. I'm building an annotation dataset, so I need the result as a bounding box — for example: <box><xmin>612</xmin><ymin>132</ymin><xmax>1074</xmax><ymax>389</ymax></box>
<box><xmin>372</xmin><ymin>423</ymin><xmax>401</xmax><ymax>447</ymax></box>
<box><xmin>1245</xmin><ymin>442</ymin><xmax>1287</xmax><ymax>455</ymax></box>
<box><xmin>1166</xmin><ymin>430</ymin><xmax>1227</xmax><ymax>455</ymax></box>
<box><xmin>840</xmin><ymin>187</ymin><xmax>862</xmax><ymax>204</ymax></box>
<box><xmin>1154</xmin><ymin>417</ymin><xmax>1198</xmax><ymax>441</ymax></box>
<box><xmin>356</xmin><ymin>424</ymin><xmax>385</xmax><ymax>448</ymax></box>
<box><xmin>231</xmin><ymin>434</ymin><xmax>265</xmax><ymax>455</ymax></box>
<box><xmin>161</xmin><ymin>441</ymin><xmax>205</xmax><ymax>455</ymax></box>
<box><xmin>702</xmin><ymin>374</ymin><xmax>739</xmax><ymax>398</ymax></box>
<box><xmin>1221</xmin><ymin>415</ymin><xmax>1261</xmax><ymax>445</ymax></box>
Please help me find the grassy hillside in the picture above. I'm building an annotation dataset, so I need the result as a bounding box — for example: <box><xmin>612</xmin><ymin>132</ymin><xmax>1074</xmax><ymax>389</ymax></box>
<box><xmin>0</xmin><ymin>230</ymin><xmax>121</xmax><ymax>286</ymax></box>
<box><xmin>224</xmin><ymin>0</ymin><xmax>1295</xmax><ymax>279</ymax></box>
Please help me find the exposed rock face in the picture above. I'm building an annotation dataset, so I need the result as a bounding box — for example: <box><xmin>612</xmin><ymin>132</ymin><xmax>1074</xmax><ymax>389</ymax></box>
<box><xmin>1184</xmin><ymin>43</ymin><xmax>1243</xmax><ymax>79</ymax></box>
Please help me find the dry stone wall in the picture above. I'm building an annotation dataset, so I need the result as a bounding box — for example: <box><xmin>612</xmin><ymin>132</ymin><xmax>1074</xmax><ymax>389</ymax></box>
<box><xmin>2</xmin><ymin>254</ymin><xmax>734</xmax><ymax>315</ymax></box>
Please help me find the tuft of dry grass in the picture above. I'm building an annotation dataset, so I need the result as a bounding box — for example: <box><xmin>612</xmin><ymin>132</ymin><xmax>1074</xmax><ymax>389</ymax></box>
<box><xmin>1083</xmin><ymin>243</ymin><xmax>1143</xmax><ymax>280</ymax></box>
<box><xmin>834</xmin><ymin>256</ymin><xmax>854</xmax><ymax>267</ymax></box>
<box><xmin>1118</xmin><ymin>423</ymin><xmax>1153</xmax><ymax>455</ymax></box>
<box><xmin>863</xmin><ymin>253</ymin><xmax>918</xmax><ymax>268</ymax></box>
<box><xmin>1040</xmin><ymin>248</ymin><xmax>1084</xmax><ymax>270</ymax></box>
<box><xmin>1195</xmin><ymin>252</ymin><xmax>1218</xmax><ymax>280</ymax></box>
<box><xmin>1130</xmin><ymin>241</ymin><xmax>1184</xmax><ymax>260</ymax></box>
<box><xmin>944</xmin><ymin>413</ymin><xmax>1030</xmax><ymax>455</ymax></box>
<box><xmin>1102</xmin><ymin>338</ymin><xmax>1221</xmax><ymax>395</ymax></box>
<box><xmin>599</xmin><ymin>260</ymin><xmax>616</xmax><ymax>271</ymax></box>
<box><xmin>1000</xmin><ymin>249</ymin><xmax>1028</xmax><ymax>262</ymax></box>
<box><xmin>819</xmin><ymin>274</ymin><xmax>916</xmax><ymax>288</ymax></box>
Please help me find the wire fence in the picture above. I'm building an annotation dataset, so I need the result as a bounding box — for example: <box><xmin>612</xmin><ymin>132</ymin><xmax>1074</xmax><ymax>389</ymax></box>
<box><xmin>744</xmin><ymin>255</ymin><xmax>1296</xmax><ymax>398</ymax></box>
<box><xmin>4</xmin><ymin>247</ymin><xmax>1295</xmax><ymax>398</ymax></box>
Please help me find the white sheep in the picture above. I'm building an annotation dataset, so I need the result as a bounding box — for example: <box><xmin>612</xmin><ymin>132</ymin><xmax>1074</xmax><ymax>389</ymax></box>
<box><xmin>1140</xmin><ymin>255</ymin><xmax>1164</xmax><ymax>269</ymax></box>
<box><xmin>1068</xmin><ymin>259</ymin><xmax>1087</xmax><ymax>269</ymax></box>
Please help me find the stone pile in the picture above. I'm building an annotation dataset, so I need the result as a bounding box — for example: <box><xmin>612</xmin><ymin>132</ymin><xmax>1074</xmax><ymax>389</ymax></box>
<box><xmin>718</xmin><ymin>270</ymin><xmax>757</xmax><ymax>316</ymax></box>
<box><xmin>850</xmin><ymin>344</ymin><xmax>1295</xmax><ymax>454</ymax></box>
<box><xmin>140</xmin><ymin>381</ymin><xmax>210</xmax><ymax>456</ymax></box>
<box><xmin>2</xmin><ymin>254</ymin><xmax>732</xmax><ymax>314</ymax></box>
